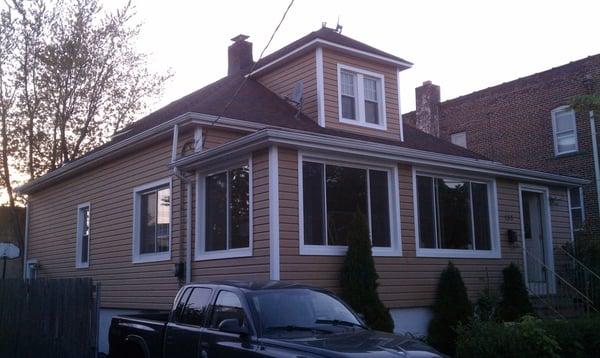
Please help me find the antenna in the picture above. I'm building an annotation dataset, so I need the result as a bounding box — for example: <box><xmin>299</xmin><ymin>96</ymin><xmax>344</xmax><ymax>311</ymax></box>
<box><xmin>335</xmin><ymin>16</ymin><xmax>342</xmax><ymax>33</ymax></box>
<box><xmin>285</xmin><ymin>81</ymin><xmax>304</xmax><ymax>118</ymax></box>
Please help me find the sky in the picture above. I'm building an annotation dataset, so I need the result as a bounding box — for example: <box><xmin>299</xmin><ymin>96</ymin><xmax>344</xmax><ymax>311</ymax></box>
<box><xmin>103</xmin><ymin>0</ymin><xmax>600</xmax><ymax>113</ymax></box>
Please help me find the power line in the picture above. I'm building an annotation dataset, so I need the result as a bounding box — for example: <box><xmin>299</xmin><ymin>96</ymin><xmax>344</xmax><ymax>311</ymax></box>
<box><xmin>201</xmin><ymin>0</ymin><xmax>296</xmax><ymax>148</ymax></box>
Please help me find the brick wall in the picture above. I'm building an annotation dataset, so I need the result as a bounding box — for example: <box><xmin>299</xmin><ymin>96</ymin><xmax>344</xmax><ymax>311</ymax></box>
<box><xmin>405</xmin><ymin>54</ymin><xmax>600</xmax><ymax>235</ymax></box>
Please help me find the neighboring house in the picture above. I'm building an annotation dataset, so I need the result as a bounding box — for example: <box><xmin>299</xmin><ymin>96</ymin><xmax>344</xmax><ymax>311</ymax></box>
<box><xmin>0</xmin><ymin>206</ymin><xmax>25</xmax><ymax>279</ymax></box>
<box><xmin>17</xmin><ymin>27</ymin><xmax>585</xmax><ymax>352</ymax></box>
<box><xmin>404</xmin><ymin>54</ymin><xmax>600</xmax><ymax>237</ymax></box>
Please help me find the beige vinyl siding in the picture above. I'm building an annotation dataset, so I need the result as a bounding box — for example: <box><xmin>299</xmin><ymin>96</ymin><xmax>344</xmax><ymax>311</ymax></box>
<box><xmin>26</xmin><ymin>126</ymin><xmax>256</xmax><ymax>310</ymax></box>
<box><xmin>278</xmin><ymin>147</ymin><xmax>571</xmax><ymax>308</ymax></box>
<box><xmin>322</xmin><ymin>48</ymin><xmax>402</xmax><ymax>140</ymax></box>
<box><xmin>257</xmin><ymin>52</ymin><xmax>318</xmax><ymax>122</ymax></box>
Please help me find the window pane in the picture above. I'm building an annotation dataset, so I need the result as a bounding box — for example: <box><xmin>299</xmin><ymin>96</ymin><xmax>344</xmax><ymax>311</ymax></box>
<box><xmin>80</xmin><ymin>207</ymin><xmax>90</xmax><ymax>263</ymax></box>
<box><xmin>557</xmin><ymin>132</ymin><xmax>577</xmax><ymax>153</ymax></box>
<box><xmin>156</xmin><ymin>188</ymin><xmax>170</xmax><ymax>252</ymax></box>
<box><xmin>340</xmin><ymin>71</ymin><xmax>355</xmax><ymax>96</ymax></box>
<box><xmin>555</xmin><ymin>110</ymin><xmax>575</xmax><ymax>132</ymax></box>
<box><xmin>230</xmin><ymin>166</ymin><xmax>250</xmax><ymax>249</ymax></box>
<box><xmin>569</xmin><ymin>187</ymin><xmax>581</xmax><ymax>208</ymax></box>
<box><xmin>437</xmin><ymin>178</ymin><xmax>471</xmax><ymax>250</ymax></box>
<box><xmin>326</xmin><ymin>165</ymin><xmax>367</xmax><ymax>246</ymax></box>
<box><xmin>180</xmin><ymin>288</ymin><xmax>212</xmax><ymax>326</ymax></box>
<box><xmin>81</xmin><ymin>235</ymin><xmax>89</xmax><ymax>263</ymax></box>
<box><xmin>342</xmin><ymin>95</ymin><xmax>356</xmax><ymax>120</ymax></box>
<box><xmin>210</xmin><ymin>291</ymin><xmax>245</xmax><ymax>328</ymax></box>
<box><xmin>140</xmin><ymin>191</ymin><xmax>157</xmax><ymax>254</ymax></box>
<box><xmin>303</xmin><ymin>162</ymin><xmax>325</xmax><ymax>245</ymax></box>
<box><xmin>417</xmin><ymin>176</ymin><xmax>436</xmax><ymax>248</ymax></box>
<box><xmin>173</xmin><ymin>288</ymin><xmax>192</xmax><ymax>322</ymax></box>
<box><xmin>369</xmin><ymin>170</ymin><xmax>391</xmax><ymax>247</ymax></box>
<box><xmin>363</xmin><ymin>77</ymin><xmax>378</xmax><ymax>101</ymax></box>
<box><xmin>471</xmin><ymin>182</ymin><xmax>491</xmax><ymax>250</ymax></box>
<box><xmin>365</xmin><ymin>101</ymin><xmax>379</xmax><ymax>124</ymax></box>
<box><xmin>205</xmin><ymin>172</ymin><xmax>227</xmax><ymax>251</ymax></box>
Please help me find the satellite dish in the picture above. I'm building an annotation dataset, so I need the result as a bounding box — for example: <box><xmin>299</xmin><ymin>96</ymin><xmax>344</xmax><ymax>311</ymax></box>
<box><xmin>289</xmin><ymin>81</ymin><xmax>304</xmax><ymax>105</ymax></box>
<box><xmin>0</xmin><ymin>242</ymin><xmax>20</xmax><ymax>259</ymax></box>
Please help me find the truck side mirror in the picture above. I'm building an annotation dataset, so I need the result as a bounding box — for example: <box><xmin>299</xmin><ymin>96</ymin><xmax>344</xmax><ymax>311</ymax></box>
<box><xmin>218</xmin><ymin>318</ymin><xmax>249</xmax><ymax>336</ymax></box>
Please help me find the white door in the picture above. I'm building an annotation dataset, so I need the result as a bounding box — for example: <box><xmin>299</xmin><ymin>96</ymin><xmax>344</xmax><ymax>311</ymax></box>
<box><xmin>522</xmin><ymin>191</ymin><xmax>548</xmax><ymax>295</ymax></box>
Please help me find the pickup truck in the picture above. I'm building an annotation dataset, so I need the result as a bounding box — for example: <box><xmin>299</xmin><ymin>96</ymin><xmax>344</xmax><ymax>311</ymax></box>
<box><xmin>108</xmin><ymin>280</ymin><xmax>442</xmax><ymax>358</ymax></box>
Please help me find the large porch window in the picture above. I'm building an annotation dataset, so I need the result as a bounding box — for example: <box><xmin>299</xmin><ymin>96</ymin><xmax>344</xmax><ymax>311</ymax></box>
<box><xmin>300</xmin><ymin>157</ymin><xmax>400</xmax><ymax>256</ymax></box>
<box><xmin>415</xmin><ymin>172</ymin><xmax>499</xmax><ymax>258</ymax></box>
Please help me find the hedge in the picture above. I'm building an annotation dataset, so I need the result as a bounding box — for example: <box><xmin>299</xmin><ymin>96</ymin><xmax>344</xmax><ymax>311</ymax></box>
<box><xmin>456</xmin><ymin>315</ymin><xmax>600</xmax><ymax>358</ymax></box>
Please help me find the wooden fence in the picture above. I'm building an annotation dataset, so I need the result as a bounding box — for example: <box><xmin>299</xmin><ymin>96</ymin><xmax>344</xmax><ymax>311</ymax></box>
<box><xmin>0</xmin><ymin>278</ymin><xmax>100</xmax><ymax>358</ymax></box>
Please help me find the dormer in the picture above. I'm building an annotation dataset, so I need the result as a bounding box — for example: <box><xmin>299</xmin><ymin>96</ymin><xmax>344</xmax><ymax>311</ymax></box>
<box><xmin>249</xmin><ymin>27</ymin><xmax>412</xmax><ymax>141</ymax></box>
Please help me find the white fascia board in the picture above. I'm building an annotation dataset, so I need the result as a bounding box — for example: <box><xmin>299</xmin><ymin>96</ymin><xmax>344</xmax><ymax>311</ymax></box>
<box><xmin>172</xmin><ymin>128</ymin><xmax>588</xmax><ymax>187</ymax></box>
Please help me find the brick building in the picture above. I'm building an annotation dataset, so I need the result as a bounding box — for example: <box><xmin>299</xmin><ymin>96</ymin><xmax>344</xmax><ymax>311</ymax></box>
<box><xmin>404</xmin><ymin>54</ymin><xmax>600</xmax><ymax>236</ymax></box>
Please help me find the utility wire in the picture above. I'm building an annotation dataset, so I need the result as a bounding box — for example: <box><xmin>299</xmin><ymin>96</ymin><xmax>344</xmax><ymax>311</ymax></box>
<box><xmin>201</xmin><ymin>0</ymin><xmax>296</xmax><ymax>149</ymax></box>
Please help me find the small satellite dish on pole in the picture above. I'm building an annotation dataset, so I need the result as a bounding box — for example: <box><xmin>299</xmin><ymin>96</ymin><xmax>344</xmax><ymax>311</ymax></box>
<box><xmin>0</xmin><ymin>242</ymin><xmax>20</xmax><ymax>279</ymax></box>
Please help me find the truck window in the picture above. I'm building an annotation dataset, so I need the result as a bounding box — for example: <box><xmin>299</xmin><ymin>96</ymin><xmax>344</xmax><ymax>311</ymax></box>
<box><xmin>173</xmin><ymin>288</ymin><xmax>192</xmax><ymax>322</ymax></box>
<box><xmin>210</xmin><ymin>291</ymin><xmax>245</xmax><ymax>328</ymax></box>
<box><xmin>179</xmin><ymin>287</ymin><xmax>212</xmax><ymax>326</ymax></box>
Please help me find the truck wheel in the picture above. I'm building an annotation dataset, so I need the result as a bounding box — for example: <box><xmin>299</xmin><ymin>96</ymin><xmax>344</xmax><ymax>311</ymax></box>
<box><xmin>123</xmin><ymin>342</ymin><xmax>145</xmax><ymax>358</ymax></box>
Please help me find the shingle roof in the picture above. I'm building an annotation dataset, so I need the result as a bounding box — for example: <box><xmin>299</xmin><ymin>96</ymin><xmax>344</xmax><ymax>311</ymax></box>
<box><xmin>254</xmin><ymin>27</ymin><xmax>413</xmax><ymax>70</ymax></box>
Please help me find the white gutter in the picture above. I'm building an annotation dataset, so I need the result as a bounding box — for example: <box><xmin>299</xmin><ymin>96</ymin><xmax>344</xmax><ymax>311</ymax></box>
<box><xmin>172</xmin><ymin>128</ymin><xmax>588</xmax><ymax>186</ymax></box>
<box><xmin>22</xmin><ymin>200</ymin><xmax>29</xmax><ymax>279</ymax></box>
<box><xmin>590</xmin><ymin>110</ymin><xmax>600</xmax><ymax>218</ymax></box>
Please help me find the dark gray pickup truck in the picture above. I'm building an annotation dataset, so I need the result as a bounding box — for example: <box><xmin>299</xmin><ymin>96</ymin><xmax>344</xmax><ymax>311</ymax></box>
<box><xmin>108</xmin><ymin>281</ymin><xmax>442</xmax><ymax>358</ymax></box>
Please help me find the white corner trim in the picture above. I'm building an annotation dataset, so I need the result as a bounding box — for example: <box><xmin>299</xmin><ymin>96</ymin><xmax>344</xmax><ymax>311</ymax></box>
<box><xmin>316</xmin><ymin>47</ymin><xmax>326</xmax><ymax>128</ymax></box>
<box><xmin>194</xmin><ymin>157</ymin><xmax>254</xmax><ymax>261</ymax></box>
<box><xmin>412</xmin><ymin>167</ymin><xmax>502</xmax><ymax>259</ymax></box>
<box><xmin>194</xmin><ymin>126</ymin><xmax>203</xmax><ymax>152</ymax></box>
<box><xmin>132</xmin><ymin>178</ymin><xmax>173</xmax><ymax>264</ymax></box>
<box><xmin>75</xmin><ymin>202</ymin><xmax>91</xmax><ymax>269</ymax></box>
<box><xmin>171</xmin><ymin>124</ymin><xmax>179</xmax><ymax>162</ymax></box>
<box><xmin>269</xmin><ymin>145</ymin><xmax>280</xmax><ymax>280</ymax></box>
<box><xmin>397</xmin><ymin>69</ymin><xmax>404</xmax><ymax>142</ymax></box>
<box><xmin>336</xmin><ymin>63</ymin><xmax>387</xmax><ymax>130</ymax></box>
<box><xmin>297</xmin><ymin>151</ymin><xmax>402</xmax><ymax>257</ymax></box>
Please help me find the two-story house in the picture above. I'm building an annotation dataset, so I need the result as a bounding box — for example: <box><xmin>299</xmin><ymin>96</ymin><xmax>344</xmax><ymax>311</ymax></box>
<box><xmin>404</xmin><ymin>54</ymin><xmax>600</xmax><ymax>237</ymax></box>
<box><xmin>17</xmin><ymin>27</ymin><xmax>585</xmax><ymax>353</ymax></box>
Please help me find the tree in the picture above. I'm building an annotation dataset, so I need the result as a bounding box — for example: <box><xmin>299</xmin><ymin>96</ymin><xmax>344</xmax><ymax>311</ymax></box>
<box><xmin>428</xmin><ymin>261</ymin><xmax>473</xmax><ymax>356</ymax></box>
<box><xmin>340</xmin><ymin>210</ymin><xmax>394</xmax><ymax>332</ymax></box>
<box><xmin>498</xmin><ymin>263</ymin><xmax>533</xmax><ymax>322</ymax></box>
<box><xmin>0</xmin><ymin>0</ymin><xmax>171</xmax><ymax>252</ymax></box>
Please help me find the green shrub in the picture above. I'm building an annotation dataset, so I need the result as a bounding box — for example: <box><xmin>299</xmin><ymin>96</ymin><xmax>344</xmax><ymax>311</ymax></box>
<box><xmin>340</xmin><ymin>211</ymin><xmax>394</xmax><ymax>332</ymax></box>
<box><xmin>456</xmin><ymin>316</ymin><xmax>559</xmax><ymax>358</ymax></box>
<box><xmin>456</xmin><ymin>315</ymin><xmax>600</xmax><ymax>358</ymax></box>
<box><xmin>427</xmin><ymin>262</ymin><xmax>473</xmax><ymax>355</ymax></box>
<box><xmin>498</xmin><ymin>263</ymin><xmax>534</xmax><ymax>322</ymax></box>
<box><xmin>474</xmin><ymin>287</ymin><xmax>499</xmax><ymax>322</ymax></box>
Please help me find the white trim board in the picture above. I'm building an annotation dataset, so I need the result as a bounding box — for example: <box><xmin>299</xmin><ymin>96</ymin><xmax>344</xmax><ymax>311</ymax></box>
<box><xmin>315</xmin><ymin>47</ymin><xmax>326</xmax><ymax>128</ymax></box>
<box><xmin>269</xmin><ymin>146</ymin><xmax>280</xmax><ymax>279</ymax></box>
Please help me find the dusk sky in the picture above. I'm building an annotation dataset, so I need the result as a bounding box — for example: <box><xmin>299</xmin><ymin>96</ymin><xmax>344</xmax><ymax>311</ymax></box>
<box><xmin>105</xmin><ymin>0</ymin><xmax>600</xmax><ymax>113</ymax></box>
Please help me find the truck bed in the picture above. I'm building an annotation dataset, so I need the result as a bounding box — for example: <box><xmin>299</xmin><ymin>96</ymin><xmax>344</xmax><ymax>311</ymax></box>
<box><xmin>109</xmin><ymin>311</ymin><xmax>170</xmax><ymax>358</ymax></box>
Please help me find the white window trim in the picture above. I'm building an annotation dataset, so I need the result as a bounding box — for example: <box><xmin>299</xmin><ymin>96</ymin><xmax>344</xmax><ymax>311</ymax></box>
<box><xmin>568</xmin><ymin>186</ymin><xmax>585</xmax><ymax>232</ymax></box>
<box><xmin>298</xmin><ymin>151</ymin><xmax>402</xmax><ymax>256</ymax></box>
<box><xmin>132</xmin><ymin>178</ymin><xmax>172</xmax><ymax>264</ymax></box>
<box><xmin>195</xmin><ymin>157</ymin><xmax>253</xmax><ymax>261</ymax></box>
<box><xmin>75</xmin><ymin>202</ymin><xmax>91</xmax><ymax>269</ymax></box>
<box><xmin>337</xmin><ymin>63</ymin><xmax>387</xmax><ymax>130</ymax></box>
<box><xmin>551</xmin><ymin>106</ymin><xmax>579</xmax><ymax>156</ymax></box>
<box><xmin>412</xmin><ymin>167</ymin><xmax>501</xmax><ymax>259</ymax></box>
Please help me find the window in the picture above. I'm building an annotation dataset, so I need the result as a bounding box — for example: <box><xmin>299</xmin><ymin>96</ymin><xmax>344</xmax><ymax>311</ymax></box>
<box><xmin>179</xmin><ymin>287</ymin><xmax>213</xmax><ymax>326</ymax></box>
<box><xmin>210</xmin><ymin>291</ymin><xmax>246</xmax><ymax>329</ymax></box>
<box><xmin>569</xmin><ymin>187</ymin><xmax>584</xmax><ymax>231</ymax></box>
<box><xmin>337</xmin><ymin>64</ymin><xmax>386</xmax><ymax>129</ymax></box>
<box><xmin>75</xmin><ymin>203</ymin><xmax>90</xmax><ymax>268</ymax></box>
<box><xmin>415</xmin><ymin>172</ymin><xmax>499</xmax><ymax>258</ymax></box>
<box><xmin>197</xmin><ymin>162</ymin><xmax>252</xmax><ymax>260</ymax></box>
<box><xmin>451</xmin><ymin>132</ymin><xmax>467</xmax><ymax>148</ymax></box>
<box><xmin>300</xmin><ymin>157</ymin><xmax>400</xmax><ymax>256</ymax></box>
<box><xmin>552</xmin><ymin>106</ymin><xmax>578</xmax><ymax>155</ymax></box>
<box><xmin>133</xmin><ymin>179</ymin><xmax>171</xmax><ymax>263</ymax></box>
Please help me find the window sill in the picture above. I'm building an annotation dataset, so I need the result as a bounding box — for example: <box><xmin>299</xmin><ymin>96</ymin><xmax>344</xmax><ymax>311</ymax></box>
<box><xmin>132</xmin><ymin>251</ymin><xmax>171</xmax><ymax>264</ymax></box>
<box><xmin>195</xmin><ymin>248</ymin><xmax>252</xmax><ymax>261</ymax></box>
<box><xmin>75</xmin><ymin>263</ymin><xmax>89</xmax><ymax>269</ymax></box>
<box><xmin>300</xmin><ymin>245</ymin><xmax>401</xmax><ymax>257</ymax></box>
<box><xmin>339</xmin><ymin>117</ymin><xmax>387</xmax><ymax>130</ymax></box>
<box><xmin>416</xmin><ymin>248</ymin><xmax>500</xmax><ymax>259</ymax></box>
<box><xmin>554</xmin><ymin>150</ymin><xmax>582</xmax><ymax>158</ymax></box>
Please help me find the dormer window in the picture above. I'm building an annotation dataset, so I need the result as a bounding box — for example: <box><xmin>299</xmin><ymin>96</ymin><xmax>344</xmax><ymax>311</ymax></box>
<box><xmin>337</xmin><ymin>64</ymin><xmax>386</xmax><ymax>129</ymax></box>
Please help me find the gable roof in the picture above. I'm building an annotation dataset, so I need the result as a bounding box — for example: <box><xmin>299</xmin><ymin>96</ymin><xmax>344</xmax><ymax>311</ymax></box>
<box><xmin>252</xmin><ymin>27</ymin><xmax>413</xmax><ymax>73</ymax></box>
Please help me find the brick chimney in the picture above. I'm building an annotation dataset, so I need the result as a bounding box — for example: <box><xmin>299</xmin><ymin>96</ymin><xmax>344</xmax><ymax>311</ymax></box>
<box><xmin>228</xmin><ymin>34</ymin><xmax>253</xmax><ymax>75</ymax></box>
<box><xmin>415</xmin><ymin>81</ymin><xmax>441</xmax><ymax>137</ymax></box>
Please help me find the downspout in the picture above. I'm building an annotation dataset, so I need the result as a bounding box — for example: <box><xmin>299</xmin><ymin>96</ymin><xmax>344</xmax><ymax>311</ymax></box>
<box><xmin>22</xmin><ymin>199</ymin><xmax>30</xmax><ymax>279</ymax></box>
<box><xmin>589</xmin><ymin>110</ymin><xmax>600</xmax><ymax>220</ymax></box>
